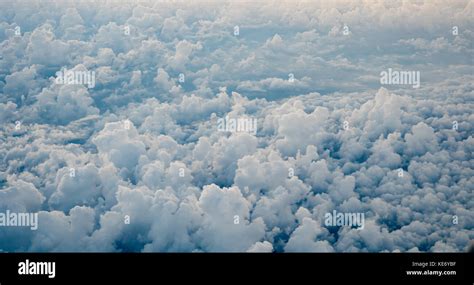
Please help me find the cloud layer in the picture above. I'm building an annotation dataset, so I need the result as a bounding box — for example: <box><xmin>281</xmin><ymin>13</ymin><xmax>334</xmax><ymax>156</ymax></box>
<box><xmin>0</xmin><ymin>0</ymin><xmax>473</xmax><ymax>252</ymax></box>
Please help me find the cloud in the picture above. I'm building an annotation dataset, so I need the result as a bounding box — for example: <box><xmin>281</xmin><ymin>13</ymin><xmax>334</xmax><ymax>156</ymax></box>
<box><xmin>404</xmin><ymin>122</ymin><xmax>439</xmax><ymax>157</ymax></box>
<box><xmin>3</xmin><ymin>66</ymin><xmax>41</xmax><ymax>104</ymax></box>
<box><xmin>196</xmin><ymin>184</ymin><xmax>266</xmax><ymax>252</ymax></box>
<box><xmin>48</xmin><ymin>164</ymin><xmax>101</xmax><ymax>212</ymax></box>
<box><xmin>0</xmin><ymin>0</ymin><xmax>472</xmax><ymax>253</ymax></box>
<box><xmin>0</xmin><ymin>178</ymin><xmax>44</xmax><ymax>212</ymax></box>
<box><xmin>167</xmin><ymin>40</ymin><xmax>202</xmax><ymax>71</ymax></box>
<box><xmin>154</xmin><ymin>68</ymin><xmax>176</xmax><ymax>91</ymax></box>
<box><xmin>92</xmin><ymin>121</ymin><xmax>146</xmax><ymax>177</ymax></box>
<box><xmin>285</xmin><ymin>217</ymin><xmax>333</xmax><ymax>252</ymax></box>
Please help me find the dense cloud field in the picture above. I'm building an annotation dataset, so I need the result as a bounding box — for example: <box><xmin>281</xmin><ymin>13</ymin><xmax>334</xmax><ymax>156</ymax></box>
<box><xmin>0</xmin><ymin>0</ymin><xmax>473</xmax><ymax>252</ymax></box>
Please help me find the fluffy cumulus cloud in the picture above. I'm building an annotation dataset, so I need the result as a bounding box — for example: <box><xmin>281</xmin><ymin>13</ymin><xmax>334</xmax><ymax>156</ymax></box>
<box><xmin>0</xmin><ymin>0</ymin><xmax>473</xmax><ymax>252</ymax></box>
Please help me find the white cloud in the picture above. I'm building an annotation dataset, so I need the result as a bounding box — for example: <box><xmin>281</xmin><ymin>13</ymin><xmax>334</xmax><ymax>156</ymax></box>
<box><xmin>0</xmin><ymin>0</ymin><xmax>472</xmax><ymax>253</ymax></box>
